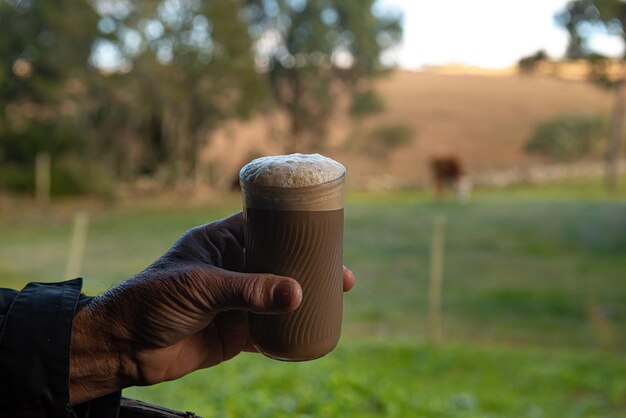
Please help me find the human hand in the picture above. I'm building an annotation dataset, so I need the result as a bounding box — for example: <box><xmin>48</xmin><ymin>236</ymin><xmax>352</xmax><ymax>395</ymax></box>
<box><xmin>69</xmin><ymin>212</ymin><xmax>355</xmax><ymax>405</ymax></box>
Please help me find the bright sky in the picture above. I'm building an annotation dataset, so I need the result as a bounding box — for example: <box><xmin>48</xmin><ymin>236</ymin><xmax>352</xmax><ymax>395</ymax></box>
<box><xmin>378</xmin><ymin>0</ymin><xmax>625</xmax><ymax>69</ymax></box>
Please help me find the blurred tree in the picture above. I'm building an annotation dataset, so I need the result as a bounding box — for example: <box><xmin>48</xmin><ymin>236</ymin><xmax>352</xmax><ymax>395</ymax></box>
<box><xmin>1</xmin><ymin>0</ymin><xmax>402</xmax><ymax>193</ymax></box>
<box><xmin>554</xmin><ymin>0</ymin><xmax>597</xmax><ymax>59</ymax></box>
<box><xmin>349</xmin><ymin>88</ymin><xmax>385</xmax><ymax>118</ymax></box>
<box><xmin>525</xmin><ymin>112</ymin><xmax>608</xmax><ymax>162</ymax></box>
<box><xmin>242</xmin><ymin>0</ymin><xmax>402</xmax><ymax>152</ymax></box>
<box><xmin>361</xmin><ymin>122</ymin><xmax>413</xmax><ymax>162</ymax></box>
<box><xmin>343</xmin><ymin>87</ymin><xmax>385</xmax><ymax>163</ymax></box>
<box><xmin>556</xmin><ymin>0</ymin><xmax>626</xmax><ymax>190</ymax></box>
<box><xmin>0</xmin><ymin>0</ymin><xmax>101</xmax><ymax>195</ymax></box>
<box><xmin>517</xmin><ymin>50</ymin><xmax>548</xmax><ymax>75</ymax></box>
<box><xmin>0</xmin><ymin>0</ymin><xmax>98</xmax><ymax>110</ymax></box>
<box><xmin>90</xmin><ymin>0</ymin><xmax>265</xmax><ymax>185</ymax></box>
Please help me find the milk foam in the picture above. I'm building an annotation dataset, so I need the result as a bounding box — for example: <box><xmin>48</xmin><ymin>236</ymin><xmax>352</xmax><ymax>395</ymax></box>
<box><xmin>240</xmin><ymin>153</ymin><xmax>345</xmax><ymax>188</ymax></box>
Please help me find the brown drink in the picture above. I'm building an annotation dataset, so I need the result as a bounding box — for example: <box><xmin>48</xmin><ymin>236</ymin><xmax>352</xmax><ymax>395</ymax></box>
<box><xmin>240</xmin><ymin>154</ymin><xmax>345</xmax><ymax>361</ymax></box>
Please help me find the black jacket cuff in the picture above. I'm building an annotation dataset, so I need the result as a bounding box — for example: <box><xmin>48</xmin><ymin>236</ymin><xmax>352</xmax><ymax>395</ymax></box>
<box><xmin>0</xmin><ymin>279</ymin><xmax>121</xmax><ymax>417</ymax></box>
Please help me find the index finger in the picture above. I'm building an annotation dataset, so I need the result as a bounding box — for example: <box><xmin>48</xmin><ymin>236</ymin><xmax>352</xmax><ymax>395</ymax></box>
<box><xmin>343</xmin><ymin>266</ymin><xmax>355</xmax><ymax>292</ymax></box>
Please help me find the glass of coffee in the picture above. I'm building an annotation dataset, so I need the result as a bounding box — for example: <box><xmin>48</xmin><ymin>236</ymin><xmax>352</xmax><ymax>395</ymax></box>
<box><xmin>240</xmin><ymin>153</ymin><xmax>345</xmax><ymax>361</ymax></box>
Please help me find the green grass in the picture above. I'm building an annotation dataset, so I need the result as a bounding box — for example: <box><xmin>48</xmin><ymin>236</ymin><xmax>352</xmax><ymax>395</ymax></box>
<box><xmin>1</xmin><ymin>177</ymin><xmax>625</xmax><ymax>416</ymax></box>
<box><xmin>124</xmin><ymin>342</ymin><xmax>626</xmax><ymax>418</ymax></box>
<box><xmin>341</xmin><ymin>196</ymin><xmax>626</xmax><ymax>349</ymax></box>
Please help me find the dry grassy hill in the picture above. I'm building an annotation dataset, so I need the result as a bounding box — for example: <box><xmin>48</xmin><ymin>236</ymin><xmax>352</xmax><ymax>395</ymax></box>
<box><xmin>207</xmin><ymin>70</ymin><xmax>612</xmax><ymax>188</ymax></box>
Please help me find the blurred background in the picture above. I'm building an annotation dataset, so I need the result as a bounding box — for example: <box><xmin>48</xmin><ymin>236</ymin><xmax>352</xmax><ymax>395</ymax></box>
<box><xmin>1</xmin><ymin>0</ymin><xmax>625</xmax><ymax>416</ymax></box>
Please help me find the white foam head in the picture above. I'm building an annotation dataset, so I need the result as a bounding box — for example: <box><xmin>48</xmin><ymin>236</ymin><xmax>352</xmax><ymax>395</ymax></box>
<box><xmin>240</xmin><ymin>153</ymin><xmax>345</xmax><ymax>188</ymax></box>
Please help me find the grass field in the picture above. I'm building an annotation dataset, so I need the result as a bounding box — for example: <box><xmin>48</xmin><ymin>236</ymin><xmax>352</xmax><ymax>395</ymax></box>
<box><xmin>1</xmin><ymin>180</ymin><xmax>625</xmax><ymax>417</ymax></box>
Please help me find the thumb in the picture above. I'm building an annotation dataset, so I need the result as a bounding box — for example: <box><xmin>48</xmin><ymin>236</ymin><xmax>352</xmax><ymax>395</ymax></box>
<box><xmin>210</xmin><ymin>268</ymin><xmax>303</xmax><ymax>314</ymax></box>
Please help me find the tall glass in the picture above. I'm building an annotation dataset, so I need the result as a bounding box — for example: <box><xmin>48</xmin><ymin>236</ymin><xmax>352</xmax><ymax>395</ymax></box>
<box><xmin>240</xmin><ymin>172</ymin><xmax>345</xmax><ymax>361</ymax></box>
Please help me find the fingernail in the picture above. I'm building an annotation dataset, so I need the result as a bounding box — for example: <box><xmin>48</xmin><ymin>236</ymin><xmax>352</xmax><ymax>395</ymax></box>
<box><xmin>272</xmin><ymin>280</ymin><xmax>293</xmax><ymax>309</ymax></box>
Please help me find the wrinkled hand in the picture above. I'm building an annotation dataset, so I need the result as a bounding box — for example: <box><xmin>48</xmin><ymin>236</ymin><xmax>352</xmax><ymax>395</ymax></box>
<box><xmin>69</xmin><ymin>212</ymin><xmax>355</xmax><ymax>405</ymax></box>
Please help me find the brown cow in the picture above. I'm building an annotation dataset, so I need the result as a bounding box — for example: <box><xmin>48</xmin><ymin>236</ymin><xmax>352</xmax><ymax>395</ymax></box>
<box><xmin>430</xmin><ymin>156</ymin><xmax>471</xmax><ymax>202</ymax></box>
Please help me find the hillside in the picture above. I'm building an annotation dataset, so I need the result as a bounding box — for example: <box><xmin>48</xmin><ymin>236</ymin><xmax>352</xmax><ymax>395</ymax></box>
<box><xmin>206</xmin><ymin>70</ymin><xmax>613</xmax><ymax>188</ymax></box>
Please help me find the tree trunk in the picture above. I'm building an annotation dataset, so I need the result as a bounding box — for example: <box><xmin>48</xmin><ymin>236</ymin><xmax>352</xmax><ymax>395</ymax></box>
<box><xmin>289</xmin><ymin>110</ymin><xmax>300</xmax><ymax>154</ymax></box>
<box><xmin>606</xmin><ymin>65</ymin><xmax>625</xmax><ymax>191</ymax></box>
<box><xmin>262</xmin><ymin>107</ymin><xmax>279</xmax><ymax>145</ymax></box>
<box><xmin>193</xmin><ymin>130</ymin><xmax>210</xmax><ymax>190</ymax></box>
<box><xmin>175</xmin><ymin>109</ymin><xmax>187</xmax><ymax>185</ymax></box>
<box><xmin>35</xmin><ymin>152</ymin><xmax>51</xmax><ymax>205</ymax></box>
<box><xmin>161</xmin><ymin>107</ymin><xmax>176</xmax><ymax>184</ymax></box>
<box><xmin>164</xmin><ymin>102</ymin><xmax>190</xmax><ymax>186</ymax></box>
<box><xmin>287</xmin><ymin>73</ymin><xmax>303</xmax><ymax>154</ymax></box>
<box><xmin>117</xmin><ymin>132</ymin><xmax>134</xmax><ymax>184</ymax></box>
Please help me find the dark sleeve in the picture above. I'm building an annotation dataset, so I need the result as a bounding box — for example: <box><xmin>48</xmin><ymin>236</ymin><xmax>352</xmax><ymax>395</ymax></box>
<box><xmin>0</xmin><ymin>288</ymin><xmax>18</xmax><ymax>331</ymax></box>
<box><xmin>0</xmin><ymin>279</ymin><xmax>121</xmax><ymax>418</ymax></box>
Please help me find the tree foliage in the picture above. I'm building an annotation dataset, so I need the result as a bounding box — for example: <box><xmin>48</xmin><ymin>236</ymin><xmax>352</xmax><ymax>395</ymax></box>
<box><xmin>556</xmin><ymin>0</ymin><xmax>626</xmax><ymax>60</ymax></box>
<box><xmin>517</xmin><ymin>50</ymin><xmax>548</xmax><ymax>74</ymax></box>
<box><xmin>243</xmin><ymin>0</ymin><xmax>402</xmax><ymax>151</ymax></box>
<box><xmin>0</xmin><ymin>0</ymin><xmax>403</xmax><ymax>194</ymax></box>
<box><xmin>555</xmin><ymin>0</ymin><xmax>598</xmax><ymax>59</ymax></box>
<box><xmin>0</xmin><ymin>0</ymin><xmax>101</xmax><ymax>194</ymax></box>
<box><xmin>525</xmin><ymin>112</ymin><xmax>607</xmax><ymax>162</ymax></box>
<box><xmin>359</xmin><ymin>123</ymin><xmax>413</xmax><ymax>161</ymax></box>
<box><xmin>556</xmin><ymin>1</ymin><xmax>626</xmax><ymax>191</ymax></box>
<box><xmin>349</xmin><ymin>88</ymin><xmax>385</xmax><ymax>118</ymax></box>
<box><xmin>85</xmin><ymin>0</ymin><xmax>265</xmax><ymax>182</ymax></box>
<box><xmin>0</xmin><ymin>0</ymin><xmax>98</xmax><ymax>110</ymax></box>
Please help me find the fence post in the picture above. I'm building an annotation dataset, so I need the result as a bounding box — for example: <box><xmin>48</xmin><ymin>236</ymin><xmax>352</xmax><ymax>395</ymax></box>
<box><xmin>428</xmin><ymin>214</ymin><xmax>447</xmax><ymax>343</ymax></box>
<box><xmin>66</xmin><ymin>211</ymin><xmax>89</xmax><ymax>279</ymax></box>
<box><xmin>35</xmin><ymin>152</ymin><xmax>51</xmax><ymax>205</ymax></box>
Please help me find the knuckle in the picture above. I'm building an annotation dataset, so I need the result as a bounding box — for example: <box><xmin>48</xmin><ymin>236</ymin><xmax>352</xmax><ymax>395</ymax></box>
<box><xmin>241</xmin><ymin>276</ymin><xmax>267</xmax><ymax>310</ymax></box>
<box><xmin>200</xmin><ymin>268</ymin><xmax>228</xmax><ymax>308</ymax></box>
